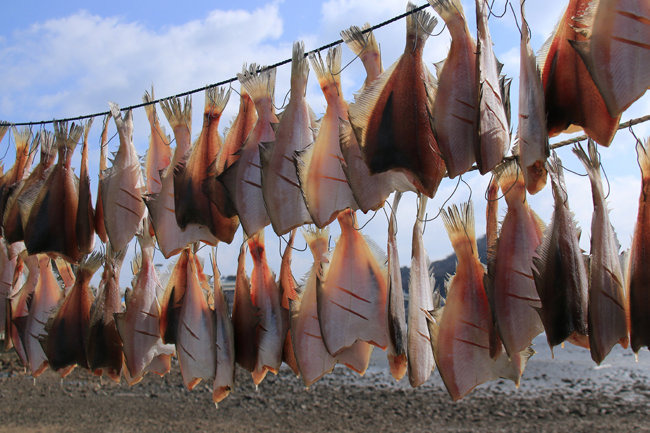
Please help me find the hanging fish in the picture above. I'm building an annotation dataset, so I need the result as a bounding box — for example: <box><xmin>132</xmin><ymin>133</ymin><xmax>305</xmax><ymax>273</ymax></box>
<box><xmin>217</xmin><ymin>82</ymin><xmax>258</xmax><ymax>173</ymax></box>
<box><xmin>23</xmin><ymin>122</ymin><xmax>83</xmax><ymax>262</ymax></box>
<box><xmin>628</xmin><ymin>137</ymin><xmax>650</xmax><ymax>353</ymax></box>
<box><xmin>176</xmin><ymin>248</ymin><xmax>216</xmax><ymax>390</ymax></box>
<box><xmin>6</xmin><ymin>252</ymin><xmax>38</xmax><ymax>366</ymax></box>
<box><xmin>386</xmin><ymin>192</ymin><xmax>408</xmax><ymax>381</ymax></box>
<box><xmin>86</xmin><ymin>247</ymin><xmax>126</xmax><ymax>381</ymax></box>
<box><xmin>474</xmin><ymin>0</ymin><xmax>511</xmax><ymax>174</ymax></box>
<box><xmin>492</xmin><ymin>160</ymin><xmax>544</xmax><ymax>362</ymax></box>
<box><xmin>317</xmin><ymin>209</ymin><xmax>388</xmax><ymax>357</ymax></box>
<box><xmin>101</xmin><ymin>104</ymin><xmax>146</xmax><ymax>253</ymax></box>
<box><xmin>174</xmin><ymin>87</ymin><xmax>238</xmax><ymax>242</ymax></box>
<box><xmin>0</xmin><ymin>127</ymin><xmax>34</xmax><ymax>223</ymax></box>
<box><xmin>340</xmin><ymin>25</ymin><xmax>416</xmax><ymax>213</ymax></box>
<box><xmin>76</xmin><ymin>119</ymin><xmax>95</xmax><ymax>255</ymax></box>
<box><xmin>291</xmin><ymin>227</ymin><xmax>336</xmax><ymax>386</ymax></box>
<box><xmin>2</xmin><ymin>247</ymin><xmax>23</xmax><ymax>351</ymax></box>
<box><xmin>144</xmin><ymin>88</ymin><xmax>172</xmax><ymax>195</ymax></box>
<box><xmin>278</xmin><ymin>229</ymin><xmax>299</xmax><ymax>376</ymax></box>
<box><xmin>295</xmin><ymin>46</ymin><xmax>358</xmax><ymax>228</ymax></box>
<box><xmin>211</xmin><ymin>250</ymin><xmax>235</xmax><ymax>404</ymax></box>
<box><xmin>517</xmin><ymin>0</ymin><xmax>549</xmax><ymax>195</ymax></box>
<box><xmin>260</xmin><ymin>42</ymin><xmax>314</xmax><ymax>235</ymax></box>
<box><xmin>348</xmin><ymin>3</ymin><xmax>444</xmax><ymax>198</ymax></box>
<box><xmin>158</xmin><ymin>248</ymin><xmax>190</xmax><ymax>344</ymax></box>
<box><xmin>572</xmin><ymin>0</ymin><xmax>650</xmax><ymax>117</ymax></box>
<box><xmin>532</xmin><ymin>153</ymin><xmax>589</xmax><ymax>351</ymax></box>
<box><xmin>42</xmin><ymin>252</ymin><xmax>102</xmax><ymax>376</ymax></box>
<box><xmin>232</xmin><ymin>242</ymin><xmax>258</xmax><ymax>372</ymax></box>
<box><xmin>427</xmin><ymin>202</ymin><xmax>532</xmax><ymax>401</ymax></box>
<box><xmin>429</xmin><ymin>0</ymin><xmax>478</xmax><ymax>178</ymax></box>
<box><xmin>94</xmin><ymin>114</ymin><xmax>111</xmax><ymax>244</ymax></box>
<box><xmin>220</xmin><ymin>65</ymin><xmax>277</xmax><ymax>237</ymax></box>
<box><xmin>574</xmin><ymin>140</ymin><xmax>628</xmax><ymax>363</ymax></box>
<box><xmin>539</xmin><ymin>0</ymin><xmax>621</xmax><ymax>145</ymax></box>
<box><xmin>116</xmin><ymin>221</ymin><xmax>174</xmax><ymax>384</ymax></box>
<box><xmin>147</xmin><ymin>96</ymin><xmax>219</xmax><ymax>257</ymax></box>
<box><xmin>484</xmin><ymin>174</ymin><xmax>503</xmax><ymax>359</ymax></box>
<box><xmin>4</xmin><ymin>132</ymin><xmax>56</xmax><ymax>244</ymax></box>
<box><xmin>407</xmin><ymin>195</ymin><xmax>435</xmax><ymax>387</ymax></box>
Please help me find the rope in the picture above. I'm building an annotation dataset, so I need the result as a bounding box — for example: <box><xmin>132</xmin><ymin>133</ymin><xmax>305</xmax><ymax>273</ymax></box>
<box><xmin>0</xmin><ymin>3</ymin><xmax>429</xmax><ymax>127</ymax></box>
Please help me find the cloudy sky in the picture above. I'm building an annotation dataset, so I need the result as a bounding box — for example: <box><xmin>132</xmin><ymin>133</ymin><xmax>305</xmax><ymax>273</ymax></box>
<box><xmin>0</xmin><ymin>0</ymin><xmax>648</xmax><ymax>284</ymax></box>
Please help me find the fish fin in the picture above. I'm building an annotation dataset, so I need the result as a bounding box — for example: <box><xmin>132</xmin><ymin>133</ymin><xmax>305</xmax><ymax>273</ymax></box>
<box><xmin>494</xmin><ymin>346</ymin><xmax>535</xmax><ymax>387</ymax></box>
<box><xmin>635</xmin><ymin>138</ymin><xmax>650</xmax><ymax>178</ymax></box>
<box><xmin>340</xmin><ymin>24</ymin><xmax>378</xmax><ymax>57</ymax></box>
<box><xmin>53</xmin><ymin>121</ymin><xmax>83</xmax><ymax>157</ymax></box>
<box><xmin>205</xmin><ymin>86</ymin><xmax>230</xmax><ymax>118</ymax></box>
<box><xmin>238</xmin><ymin>63</ymin><xmax>276</xmax><ymax>102</ymax></box>
<box><xmin>309</xmin><ymin>45</ymin><xmax>342</xmax><ymax>88</ymax></box>
<box><xmin>12</xmin><ymin>126</ymin><xmax>32</xmax><ymax>159</ymax></box>
<box><xmin>363</xmin><ymin>235</ymin><xmax>388</xmax><ymax>272</ymax></box>
<box><xmin>159</xmin><ymin>95</ymin><xmax>192</xmax><ymax>131</ymax></box>
<box><xmin>572</xmin><ymin>140</ymin><xmax>601</xmax><ymax>183</ymax></box>
<box><xmin>409</xmin><ymin>2</ymin><xmax>438</xmax><ymax>39</ymax></box>
<box><xmin>535</xmin><ymin>6</ymin><xmax>563</xmax><ymax>72</ymax></box>
<box><xmin>290</xmin><ymin>41</ymin><xmax>310</xmax><ymax>95</ymax></box>
<box><xmin>293</xmin><ymin>143</ymin><xmax>313</xmax><ymax>202</ymax></box>
<box><xmin>494</xmin><ymin>158</ymin><xmax>522</xmax><ymax>191</ymax></box>
<box><xmin>440</xmin><ymin>201</ymin><xmax>476</xmax><ymax>247</ymax></box>
<box><xmin>499</xmin><ymin>75</ymin><xmax>513</xmax><ymax>131</ymax></box>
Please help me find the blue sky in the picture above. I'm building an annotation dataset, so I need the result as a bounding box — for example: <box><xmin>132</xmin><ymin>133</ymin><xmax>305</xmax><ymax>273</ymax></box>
<box><xmin>0</xmin><ymin>0</ymin><xmax>648</xmax><ymax>283</ymax></box>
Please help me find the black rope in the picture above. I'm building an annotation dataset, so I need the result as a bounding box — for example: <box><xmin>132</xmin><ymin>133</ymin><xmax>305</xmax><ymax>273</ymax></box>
<box><xmin>0</xmin><ymin>3</ymin><xmax>430</xmax><ymax>128</ymax></box>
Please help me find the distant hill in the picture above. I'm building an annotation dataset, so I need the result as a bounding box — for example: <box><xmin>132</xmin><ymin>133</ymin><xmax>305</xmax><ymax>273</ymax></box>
<box><xmin>400</xmin><ymin>234</ymin><xmax>487</xmax><ymax>298</ymax></box>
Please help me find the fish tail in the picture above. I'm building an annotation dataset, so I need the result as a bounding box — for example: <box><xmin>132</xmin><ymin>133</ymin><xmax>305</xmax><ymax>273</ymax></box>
<box><xmin>37</xmin><ymin>130</ymin><xmax>56</xmax><ymax>165</ymax></box>
<box><xmin>247</xmin><ymin>230</ymin><xmax>266</xmax><ymax>262</ymax></box>
<box><xmin>78</xmin><ymin>250</ymin><xmax>104</xmax><ymax>277</ymax></box>
<box><xmin>12</xmin><ymin>126</ymin><xmax>31</xmax><ymax>159</ymax></box>
<box><xmin>416</xmin><ymin>193</ymin><xmax>428</xmax><ymax>222</ymax></box>
<box><xmin>290</xmin><ymin>41</ymin><xmax>310</xmax><ymax>95</ymax></box>
<box><xmin>427</xmin><ymin>0</ymin><xmax>462</xmax><ymax>27</ymax></box>
<box><xmin>546</xmin><ymin>151</ymin><xmax>569</xmax><ymax>203</ymax></box>
<box><xmin>53</xmin><ymin>121</ymin><xmax>83</xmax><ymax>158</ymax></box>
<box><xmin>635</xmin><ymin>137</ymin><xmax>650</xmax><ymax>180</ymax></box>
<box><xmin>572</xmin><ymin>140</ymin><xmax>601</xmax><ymax>183</ymax></box>
<box><xmin>408</xmin><ymin>2</ymin><xmax>438</xmax><ymax>40</ymax></box>
<box><xmin>99</xmin><ymin>113</ymin><xmax>111</xmax><ymax>172</ymax></box>
<box><xmin>159</xmin><ymin>95</ymin><xmax>192</xmax><ymax>130</ymax></box>
<box><xmin>82</xmin><ymin>118</ymin><xmax>93</xmax><ymax>147</ymax></box>
<box><xmin>143</xmin><ymin>86</ymin><xmax>157</xmax><ymax>121</ymax></box>
<box><xmin>309</xmin><ymin>45</ymin><xmax>342</xmax><ymax>86</ymax></box>
<box><xmin>237</xmin><ymin>63</ymin><xmax>276</xmax><ymax>102</ymax></box>
<box><xmin>441</xmin><ymin>201</ymin><xmax>476</xmax><ymax>249</ymax></box>
<box><xmin>494</xmin><ymin>159</ymin><xmax>524</xmax><ymax>192</ymax></box>
<box><xmin>205</xmin><ymin>86</ymin><xmax>230</xmax><ymax>118</ymax></box>
<box><xmin>301</xmin><ymin>226</ymin><xmax>329</xmax><ymax>245</ymax></box>
<box><xmin>340</xmin><ymin>24</ymin><xmax>379</xmax><ymax>58</ymax></box>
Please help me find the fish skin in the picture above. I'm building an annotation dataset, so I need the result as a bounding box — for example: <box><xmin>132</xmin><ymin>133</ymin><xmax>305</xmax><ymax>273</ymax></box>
<box><xmin>76</xmin><ymin>119</ymin><xmax>95</xmax><ymax>255</ymax></box>
<box><xmin>0</xmin><ymin>127</ymin><xmax>34</xmax><ymax>224</ymax></box>
<box><xmin>7</xmin><ymin>252</ymin><xmax>38</xmax><ymax>366</ymax></box>
<box><xmin>492</xmin><ymin>160</ymin><xmax>544</xmax><ymax>361</ymax></box>
<box><xmin>248</xmin><ymin>231</ymin><xmax>284</xmax><ymax>385</ymax></box>
<box><xmin>4</xmin><ymin>132</ymin><xmax>56</xmax><ymax>244</ymax></box>
<box><xmin>115</xmin><ymin>222</ymin><xmax>174</xmax><ymax>384</ymax></box>
<box><xmin>340</xmin><ymin>25</ymin><xmax>416</xmax><ymax>213</ymax></box>
<box><xmin>94</xmin><ymin>114</ymin><xmax>110</xmax><ymax>244</ymax></box>
<box><xmin>571</xmin><ymin>0</ymin><xmax>650</xmax><ymax>117</ymax></box>
<box><xmin>279</xmin><ymin>229</ymin><xmax>300</xmax><ymax>376</ymax></box>
<box><xmin>232</xmin><ymin>243</ymin><xmax>258</xmax><ymax>372</ymax></box>
<box><xmin>629</xmin><ymin>137</ymin><xmax>650</xmax><ymax>353</ymax></box>
<box><xmin>2</xmin><ymin>247</ymin><xmax>22</xmax><ymax>351</ymax></box>
<box><xmin>24</xmin><ymin>255</ymin><xmax>62</xmax><ymax>377</ymax></box>
<box><xmin>407</xmin><ymin>194</ymin><xmax>435</xmax><ymax>387</ymax></box>
<box><xmin>101</xmin><ymin>105</ymin><xmax>146</xmax><ymax>253</ymax></box>
<box><xmin>220</xmin><ymin>65</ymin><xmax>277</xmax><ymax>237</ymax></box>
<box><xmin>574</xmin><ymin>140</ymin><xmax>629</xmax><ymax>363</ymax></box>
<box><xmin>317</xmin><ymin>209</ymin><xmax>389</xmax><ymax>355</ymax></box>
<box><xmin>42</xmin><ymin>252</ymin><xmax>102</xmax><ymax>375</ymax></box>
<box><xmin>218</xmin><ymin>85</ymin><xmax>258</xmax><ymax>174</ymax></box>
<box><xmin>176</xmin><ymin>250</ymin><xmax>216</xmax><ymax>390</ymax></box>
<box><xmin>517</xmin><ymin>1</ymin><xmax>549</xmax><ymax>195</ymax></box>
<box><xmin>474</xmin><ymin>0</ymin><xmax>510</xmax><ymax>174</ymax></box>
<box><xmin>430</xmin><ymin>0</ymin><xmax>478</xmax><ymax>178</ymax></box>
<box><xmin>158</xmin><ymin>249</ymin><xmax>190</xmax><ymax>345</ymax></box>
<box><xmin>532</xmin><ymin>153</ymin><xmax>589</xmax><ymax>350</ymax></box>
<box><xmin>260</xmin><ymin>42</ymin><xmax>314</xmax><ymax>235</ymax></box>
<box><xmin>291</xmin><ymin>227</ymin><xmax>336</xmax><ymax>386</ymax></box>
<box><xmin>349</xmin><ymin>3</ymin><xmax>444</xmax><ymax>198</ymax></box>
<box><xmin>23</xmin><ymin>122</ymin><xmax>83</xmax><ymax>263</ymax></box>
<box><xmin>211</xmin><ymin>250</ymin><xmax>235</xmax><ymax>403</ymax></box>
<box><xmin>386</xmin><ymin>192</ymin><xmax>408</xmax><ymax>381</ymax></box>
<box><xmin>87</xmin><ymin>248</ymin><xmax>125</xmax><ymax>381</ymax></box>
<box><xmin>174</xmin><ymin>87</ymin><xmax>239</xmax><ymax>243</ymax></box>
<box><xmin>295</xmin><ymin>47</ymin><xmax>358</xmax><ymax>228</ymax></box>
<box><xmin>147</xmin><ymin>96</ymin><xmax>219</xmax><ymax>257</ymax></box>
<box><xmin>143</xmin><ymin>88</ymin><xmax>172</xmax><ymax>195</ymax></box>
<box><xmin>540</xmin><ymin>0</ymin><xmax>621</xmax><ymax>145</ymax></box>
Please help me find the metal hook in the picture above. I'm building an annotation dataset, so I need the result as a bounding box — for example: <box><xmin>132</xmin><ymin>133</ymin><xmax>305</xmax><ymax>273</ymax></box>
<box><xmin>355</xmin><ymin>209</ymin><xmax>379</xmax><ymax>231</ymax></box>
<box><xmin>419</xmin><ymin>176</ymin><xmax>462</xmax><ymax>223</ymax></box>
<box><xmin>460</xmin><ymin>175</ymin><xmax>472</xmax><ymax>203</ymax></box>
<box><xmin>601</xmin><ymin>161</ymin><xmax>611</xmax><ymax>200</ymax></box>
<box><xmin>486</xmin><ymin>0</ymin><xmax>509</xmax><ymax>19</ymax></box>
<box><xmin>487</xmin><ymin>162</ymin><xmax>521</xmax><ymax>201</ymax></box>
<box><xmin>508</xmin><ymin>2</ymin><xmax>523</xmax><ymax>37</ymax></box>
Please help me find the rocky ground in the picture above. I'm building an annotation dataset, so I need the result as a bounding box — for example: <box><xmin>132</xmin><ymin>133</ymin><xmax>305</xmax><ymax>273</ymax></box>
<box><xmin>1</xmin><ymin>335</ymin><xmax>648</xmax><ymax>432</ymax></box>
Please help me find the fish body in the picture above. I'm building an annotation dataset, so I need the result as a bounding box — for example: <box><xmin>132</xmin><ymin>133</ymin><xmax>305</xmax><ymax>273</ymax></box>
<box><xmin>532</xmin><ymin>153</ymin><xmax>589</xmax><ymax>349</ymax></box>
<box><xmin>407</xmin><ymin>195</ymin><xmax>435</xmax><ymax>387</ymax></box>
<box><xmin>0</xmin><ymin>127</ymin><xmax>34</xmax><ymax>223</ymax></box>
<box><xmin>279</xmin><ymin>229</ymin><xmax>299</xmax><ymax>376</ymax></box>
<box><xmin>0</xmin><ymin>241</ymin><xmax>20</xmax><ymax>341</ymax></box>
<box><xmin>94</xmin><ymin>115</ymin><xmax>110</xmax><ymax>244</ymax></box>
<box><xmin>540</xmin><ymin>0</ymin><xmax>621</xmax><ymax>145</ymax></box>
<box><xmin>218</xmin><ymin>86</ymin><xmax>258</xmax><ymax>173</ymax></box>
<box><xmin>492</xmin><ymin>160</ymin><xmax>544</xmax><ymax>360</ymax></box>
<box><xmin>211</xmin><ymin>251</ymin><xmax>235</xmax><ymax>403</ymax></box>
<box><xmin>7</xmin><ymin>252</ymin><xmax>38</xmax><ymax>366</ymax></box>
<box><xmin>430</xmin><ymin>0</ymin><xmax>478</xmax><ymax>177</ymax></box>
<box><xmin>572</xmin><ymin>0</ymin><xmax>650</xmax><ymax>117</ymax></box>
<box><xmin>518</xmin><ymin>1</ymin><xmax>549</xmax><ymax>194</ymax></box>
<box><xmin>260</xmin><ymin>42</ymin><xmax>314</xmax><ymax>235</ymax></box>
<box><xmin>349</xmin><ymin>3</ymin><xmax>444</xmax><ymax>198</ymax></box>
<box><xmin>386</xmin><ymin>192</ymin><xmax>407</xmax><ymax>381</ymax></box>
<box><xmin>76</xmin><ymin>120</ymin><xmax>95</xmax><ymax>255</ymax></box>
<box><xmin>232</xmin><ymin>243</ymin><xmax>258</xmax><ymax>371</ymax></box>
<box><xmin>220</xmin><ymin>65</ymin><xmax>277</xmax><ymax>237</ymax></box>
<box><xmin>143</xmin><ymin>88</ymin><xmax>172</xmax><ymax>195</ymax></box>
<box><xmin>295</xmin><ymin>47</ymin><xmax>358</xmax><ymax>228</ymax></box>
<box><xmin>574</xmin><ymin>141</ymin><xmax>628</xmax><ymax>363</ymax></box>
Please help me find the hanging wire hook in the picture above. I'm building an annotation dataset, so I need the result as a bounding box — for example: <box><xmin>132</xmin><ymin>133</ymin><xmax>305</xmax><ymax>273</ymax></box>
<box><xmin>487</xmin><ymin>162</ymin><xmax>521</xmax><ymax>201</ymax></box>
<box><xmin>486</xmin><ymin>0</ymin><xmax>510</xmax><ymax>19</ymax></box>
<box><xmin>558</xmin><ymin>161</ymin><xmax>588</xmax><ymax>177</ymax></box>
<box><xmin>601</xmin><ymin>161</ymin><xmax>611</xmax><ymax>200</ymax></box>
<box><xmin>460</xmin><ymin>175</ymin><xmax>472</xmax><ymax>203</ymax></box>
<box><xmin>629</xmin><ymin>123</ymin><xmax>643</xmax><ymax>146</ymax></box>
<box><xmin>279</xmin><ymin>233</ymin><xmax>308</xmax><ymax>252</ymax></box>
<box><xmin>355</xmin><ymin>209</ymin><xmax>379</xmax><ymax>231</ymax></box>
<box><xmin>508</xmin><ymin>1</ymin><xmax>523</xmax><ymax>37</ymax></box>
<box><xmin>419</xmin><ymin>175</ymin><xmax>462</xmax><ymax>222</ymax></box>
<box><xmin>273</xmin><ymin>88</ymin><xmax>292</xmax><ymax>111</ymax></box>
